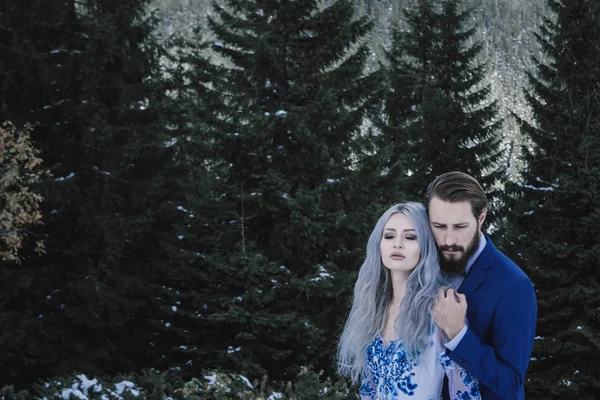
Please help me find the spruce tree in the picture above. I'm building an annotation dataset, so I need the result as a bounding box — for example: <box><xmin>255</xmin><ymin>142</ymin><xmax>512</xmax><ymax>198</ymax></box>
<box><xmin>0</xmin><ymin>0</ymin><xmax>85</xmax><ymax>383</ymax></box>
<box><xmin>191</xmin><ymin>0</ymin><xmax>384</xmax><ymax>379</ymax></box>
<box><xmin>505</xmin><ymin>1</ymin><xmax>600</xmax><ymax>398</ymax></box>
<box><xmin>380</xmin><ymin>0</ymin><xmax>504</xmax><ymax>226</ymax></box>
<box><xmin>0</xmin><ymin>0</ymin><xmax>187</xmax><ymax>383</ymax></box>
<box><xmin>126</xmin><ymin>32</ymin><xmax>228</xmax><ymax>374</ymax></box>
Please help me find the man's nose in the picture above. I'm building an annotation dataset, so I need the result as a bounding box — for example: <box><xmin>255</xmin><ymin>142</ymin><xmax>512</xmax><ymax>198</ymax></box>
<box><xmin>444</xmin><ymin>232</ymin><xmax>457</xmax><ymax>246</ymax></box>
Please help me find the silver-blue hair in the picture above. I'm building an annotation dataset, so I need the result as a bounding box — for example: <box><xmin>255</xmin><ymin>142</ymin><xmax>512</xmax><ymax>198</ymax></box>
<box><xmin>337</xmin><ymin>202</ymin><xmax>448</xmax><ymax>384</ymax></box>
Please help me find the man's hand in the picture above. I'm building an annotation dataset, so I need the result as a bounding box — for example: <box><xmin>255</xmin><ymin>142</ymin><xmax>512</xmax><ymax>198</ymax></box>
<box><xmin>433</xmin><ymin>288</ymin><xmax>467</xmax><ymax>340</ymax></box>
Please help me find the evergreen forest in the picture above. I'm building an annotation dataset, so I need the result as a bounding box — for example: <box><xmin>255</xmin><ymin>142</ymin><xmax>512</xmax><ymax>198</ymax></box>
<box><xmin>0</xmin><ymin>0</ymin><xmax>598</xmax><ymax>398</ymax></box>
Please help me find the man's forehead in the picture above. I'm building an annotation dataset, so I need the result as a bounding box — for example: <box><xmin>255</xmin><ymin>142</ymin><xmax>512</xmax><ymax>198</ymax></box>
<box><xmin>429</xmin><ymin>197</ymin><xmax>474</xmax><ymax>222</ymax></box>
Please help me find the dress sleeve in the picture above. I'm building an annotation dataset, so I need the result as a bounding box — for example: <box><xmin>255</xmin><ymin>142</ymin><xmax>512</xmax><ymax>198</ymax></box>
<box><xmin>359</xmin><ymin>367</ymin><xmax>376</xmax><ymax>400</ymax></box>
<box><xmin>438</xmin><ymin>329</ymin><xmax>482</xmax><ymax>400</ymax></box>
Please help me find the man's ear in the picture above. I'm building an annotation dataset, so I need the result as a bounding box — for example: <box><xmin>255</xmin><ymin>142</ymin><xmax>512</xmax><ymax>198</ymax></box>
<box><xmin>478</xmin><ymin>207</ymin><xmax>488</xmax><ymax>226</ymax></box>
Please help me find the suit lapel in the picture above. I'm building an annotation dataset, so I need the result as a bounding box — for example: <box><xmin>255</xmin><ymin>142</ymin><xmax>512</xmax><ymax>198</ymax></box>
<box><xmin>458</xmin><ymin>236</ymin><xmax>497</xmax><ymax>300</ymax></box>
<box><xmin>458</xmin><ymin>261</ymin><xmax>487</xmax><ymax>300</ymax></box>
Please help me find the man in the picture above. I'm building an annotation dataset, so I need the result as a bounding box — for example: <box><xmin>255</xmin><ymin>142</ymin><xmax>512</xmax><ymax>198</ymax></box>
<box><xmin>428</xmin><ymin>171</ymin><xmax>537</xmax><ymax>400</ymax></box>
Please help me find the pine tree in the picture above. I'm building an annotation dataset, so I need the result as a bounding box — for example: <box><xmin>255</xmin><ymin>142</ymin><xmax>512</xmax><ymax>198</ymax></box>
<box><xmin>0</xmin><ymin>0</ymin><xmax>85</xmax><ymax>383</ymax></box>
<box><xmin>380</xmin><ymin>0</ymin><xmax>504</xmax><ymax>227</ymax></box>
<box><xmin>124</xmin><ymin>31</ymin><xmax>229</xmax><ymax>374</ymax></box>
<box><xmin>0</xmin><ymin>0</ymin><xmax>187</xmax><ymax>383</ymax></box>
<box><xmin>505</xmin><ymin>1</ymin><xmax>600</xmax><ymax>398</ymax></box>
<box><xmin>188</xmin><ymin>0</ymin><xmax>384</xmax><ymax>379</ymax></box>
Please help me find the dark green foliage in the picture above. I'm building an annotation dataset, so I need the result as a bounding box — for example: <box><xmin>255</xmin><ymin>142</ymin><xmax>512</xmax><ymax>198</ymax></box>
<box><xmin>191</xmin><ymin>0</ymin><xmax>384</xmax><ymax>380</ymax></box>
<box><xmin>0</xmin><ymin>0</ymin><xmax>187</xmax><ymax>384</ymax></box>
<box><xmin>0</xmin><ymin>368</ymin><xmax>357</xmax><ymax>400</ymax></box>
<box><xmin>120</xmin><ymin>30</ymin><xmax>226</xmax><ymax>374</ymax></box>
<box><xmin>505</xmin><ymin>1</ymin><xmax>600</xmax><ymax>398</ymax></box>
<box><xmin>379</xmin><ymin>0</ymin><xmax>504</xmax><ymax>226</ymax></box>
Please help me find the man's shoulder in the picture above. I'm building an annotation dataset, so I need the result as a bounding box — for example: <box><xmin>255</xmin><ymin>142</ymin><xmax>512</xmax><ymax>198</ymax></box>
<box><xmin>482</xmin><ymin>246</ymin><xmax>536</xmax><ymax>312</ymax></box>
<box><xmin>488</xmin><ymin>246</ymin><xmax>532</xmax><ymax>286</ymax></box>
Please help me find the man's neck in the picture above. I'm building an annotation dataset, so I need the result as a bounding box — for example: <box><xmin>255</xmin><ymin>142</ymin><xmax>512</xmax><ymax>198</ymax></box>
<box><xmin>464</xmin><ymin>233</ymin><xmax>487</xmax><ymax>276</ymax></box>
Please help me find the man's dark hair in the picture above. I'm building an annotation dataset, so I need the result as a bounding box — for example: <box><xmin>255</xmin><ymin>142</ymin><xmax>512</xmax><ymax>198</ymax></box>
<box><xmin>425</xmin><ymin>171</ymin><xmax>488</xmax><ymax>218</ymax></box>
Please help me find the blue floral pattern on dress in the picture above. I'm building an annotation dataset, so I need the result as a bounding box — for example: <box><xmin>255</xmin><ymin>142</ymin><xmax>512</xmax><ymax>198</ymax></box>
<box><xmin>361</xmin><ymin>336</ymin><xmax>420</xmax><ymax>398</ymax></box>
<box><xmin>439</xmin><ymin>353</ymin><xmax>482</xmax><ymax>400</ymax></box>
<box><xmin>359</xmin><ymin>332</ymin><xmax>481</xmax><ymax>399</ymax></box>
<box><xmin>359</xmin><ymin>370</ymin><xmax>376</xmax><ymax>399</ymax></box>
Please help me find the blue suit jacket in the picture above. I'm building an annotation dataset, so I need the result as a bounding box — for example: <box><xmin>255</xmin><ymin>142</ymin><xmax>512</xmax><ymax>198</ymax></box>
<box><xmin>443</xmin><ymin>237</ymin><xmax>537</xmax><ymax>400</ymax></box>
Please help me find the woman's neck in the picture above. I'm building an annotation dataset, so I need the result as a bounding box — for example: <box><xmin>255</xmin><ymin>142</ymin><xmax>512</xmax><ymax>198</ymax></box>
<box><xmin>390</xmin><ymin>269</ymin><xmax>410</xmax><ymax>308</ymax></box>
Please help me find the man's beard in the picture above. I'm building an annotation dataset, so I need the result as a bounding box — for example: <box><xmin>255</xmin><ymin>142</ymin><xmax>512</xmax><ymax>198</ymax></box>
<box><xmin>438</xmin><ymin>227</ymin><xmax>481</xmax><ymax>275</ymax></box>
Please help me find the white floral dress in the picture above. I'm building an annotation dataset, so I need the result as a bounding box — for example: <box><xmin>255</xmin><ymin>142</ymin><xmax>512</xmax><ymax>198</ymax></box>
<box><xmin>359</xmin><ymin>327</ymin><xmax>481</xmax><ymax>400</ymax></box>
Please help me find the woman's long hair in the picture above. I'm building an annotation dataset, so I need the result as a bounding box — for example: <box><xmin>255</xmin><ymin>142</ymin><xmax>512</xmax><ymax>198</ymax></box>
<box><xmin>336</xmin><ymin>202</ymin><xmax>447</xmax><ymax>384</ymax></box>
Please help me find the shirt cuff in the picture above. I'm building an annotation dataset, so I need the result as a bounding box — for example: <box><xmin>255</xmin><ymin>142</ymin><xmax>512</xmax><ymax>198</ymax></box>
<box><xmin>444</xmin><ymin>325</ymin><xmax>468</xmax><ymax>351</ymax></box>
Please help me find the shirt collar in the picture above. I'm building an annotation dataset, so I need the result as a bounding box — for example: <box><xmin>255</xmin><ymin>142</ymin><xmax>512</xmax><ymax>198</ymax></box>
<box><xmin>464</xmin><ymin>234</ymin><xmax>487</xmax><ymax>276</ymax></box>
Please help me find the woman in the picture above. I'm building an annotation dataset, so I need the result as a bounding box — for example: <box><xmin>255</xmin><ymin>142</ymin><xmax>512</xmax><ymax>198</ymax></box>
<box><xmin>337</xmin><ymin>202</ymin><xmax>480</xmax><ymax>399</ymax></box>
